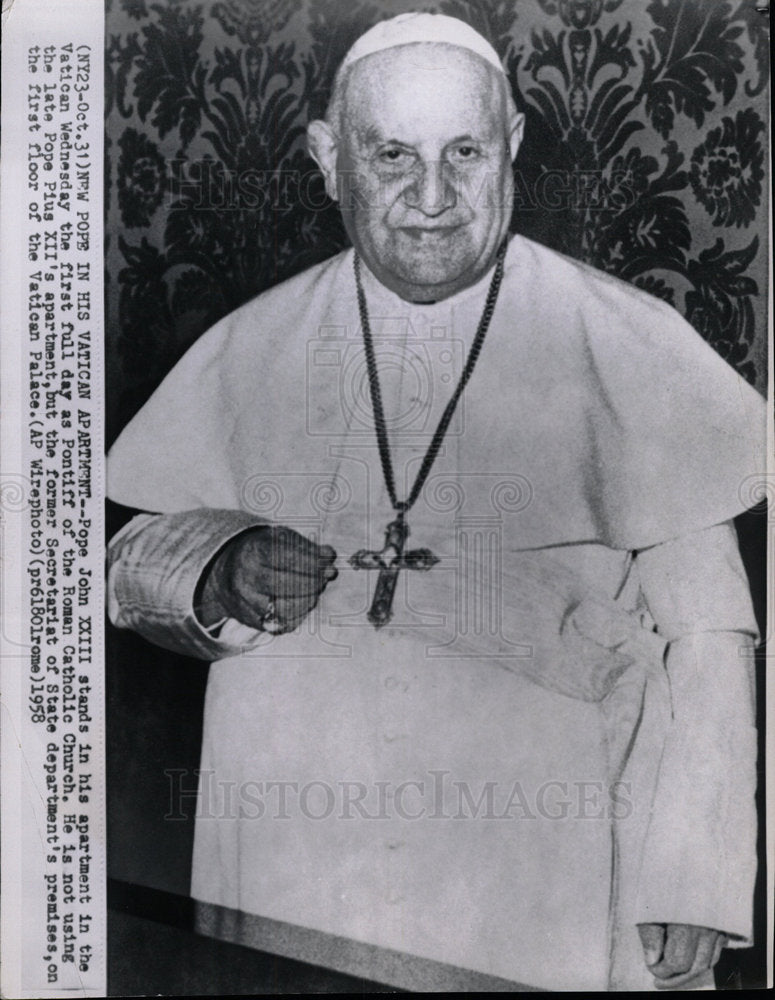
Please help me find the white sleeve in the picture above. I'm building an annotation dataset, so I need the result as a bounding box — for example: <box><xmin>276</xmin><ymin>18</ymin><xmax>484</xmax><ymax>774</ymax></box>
<box><xmin>107</xmin><ymin>509</ymin><xmax>270</xmax><ymax>660</ymax></box>
<box><xmin>632</xmin><ymin>520</ymin><xmax>758</xmax><ymax>943</ymax></box>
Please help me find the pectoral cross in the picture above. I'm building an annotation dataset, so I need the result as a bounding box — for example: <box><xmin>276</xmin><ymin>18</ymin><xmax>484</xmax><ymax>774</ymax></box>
<box><xmin>349</xmin><ymin>517</ymin><xmax>439</xmax><ymax>628</ymax></box>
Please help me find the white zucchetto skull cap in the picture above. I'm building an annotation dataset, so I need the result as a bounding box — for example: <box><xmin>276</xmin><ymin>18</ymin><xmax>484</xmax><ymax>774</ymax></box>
<box><xmin>339</xmin><ymin>12</ymin><xmax>504</xmax><ymax>76</ymax></box>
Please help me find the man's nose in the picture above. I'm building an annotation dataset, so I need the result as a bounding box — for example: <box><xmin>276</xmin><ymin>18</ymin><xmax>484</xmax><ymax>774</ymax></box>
<box><xmin>403</xmin><ymin>160</ymin><xmax>456</xmax><ymax>216</ymax></box>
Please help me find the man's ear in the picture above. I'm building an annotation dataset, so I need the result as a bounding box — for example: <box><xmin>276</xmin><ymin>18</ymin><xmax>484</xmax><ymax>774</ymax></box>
<box><xmin>307</xmin><ymin>119</ymin><xmax>340</xmax><ymax>202</ymax></box>
<box><xmin>508</xmin><ymin>111</ymin><xmax>525</xmax><ymax>162</ymax></box>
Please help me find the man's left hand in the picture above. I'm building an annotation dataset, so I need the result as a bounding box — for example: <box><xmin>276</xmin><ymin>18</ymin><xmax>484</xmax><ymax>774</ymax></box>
<box><xmin>638</xmin><ymin>923</ymin><xmax>727</xmax><ymax>988</ymax></box>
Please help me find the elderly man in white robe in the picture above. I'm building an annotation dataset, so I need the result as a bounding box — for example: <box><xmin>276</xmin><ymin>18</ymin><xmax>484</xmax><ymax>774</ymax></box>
<box><xmin>107</xmin><ymin>13</ymin><xmax>764</xmax><ymax>993</ymax></box>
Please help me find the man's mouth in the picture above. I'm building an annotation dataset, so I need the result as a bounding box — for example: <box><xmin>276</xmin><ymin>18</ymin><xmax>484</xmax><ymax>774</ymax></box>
<box><xmin>398</xmin><ymin>225</ymin><xmax>463</xmax><ymax>239</ymax></box>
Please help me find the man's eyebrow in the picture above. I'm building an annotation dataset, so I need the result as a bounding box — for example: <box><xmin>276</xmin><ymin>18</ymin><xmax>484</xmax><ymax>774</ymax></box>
<box><xmin>357</xmin><ymin>130</ymin><xmax>495</xmax><ymax>149</ymax></box>
<box><xmin>359</xmin><ymin>126</ymin><xmax>411</xmax><ymax>147</ymax></box>
<box><xmin>446</xmin><ymin>133</ymin><xmax>484</xmax><ymax>145</ymax></box>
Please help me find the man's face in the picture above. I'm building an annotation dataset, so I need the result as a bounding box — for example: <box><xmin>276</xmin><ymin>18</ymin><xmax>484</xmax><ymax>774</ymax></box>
<box><xmin>310</xmin><ymin>45</ymin><xmax>523</xmax><ymax>302</ymax></box>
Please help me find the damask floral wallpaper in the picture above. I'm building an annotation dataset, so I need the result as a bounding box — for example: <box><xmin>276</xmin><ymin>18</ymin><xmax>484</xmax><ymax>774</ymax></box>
<box><xmin>104</xmin><ymin>0</ymin><xmax>770</xmax><ymax>443</ymax></box>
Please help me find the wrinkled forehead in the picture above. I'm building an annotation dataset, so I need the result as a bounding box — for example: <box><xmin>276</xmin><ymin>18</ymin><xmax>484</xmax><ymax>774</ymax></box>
<box><xmin>342</xmin><ymin>44</ymin><xmax>506</xmax><ymax>142</ymax></box>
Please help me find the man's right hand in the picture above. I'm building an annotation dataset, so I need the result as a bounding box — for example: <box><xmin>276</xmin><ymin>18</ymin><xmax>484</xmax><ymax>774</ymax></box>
<box><xmin>195</xmin><ymin>525</ymin><xmax>338</xmax><ymax>633</ymax></box>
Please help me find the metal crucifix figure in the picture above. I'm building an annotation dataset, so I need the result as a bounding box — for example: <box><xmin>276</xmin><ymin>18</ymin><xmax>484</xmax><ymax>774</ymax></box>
<box><xmin>349</xmin><ymin>517</ymin><xmax>439</xmax><ymax>627</ymax></box>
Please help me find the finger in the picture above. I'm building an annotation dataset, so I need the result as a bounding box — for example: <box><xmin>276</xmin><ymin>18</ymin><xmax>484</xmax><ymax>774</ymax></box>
<box><xmin>272</xmin><ymin>594</ymin><xmax>320</xmax><ymax>630</ymax></box>
<box><xmin>231</xmin><ymin>594</ymin><xmax>316</xmax><ymax>635</ymax></box>
<box><xmin>650</xmin><ymin>923</ymin><xmax>700</xmax><ymax>980</ymax></box>
<box><xmin>225</xmin><ymin>584</ymin><xmax>313</xmax><ymax>631</ymax></box>
<box><xmin>692</xmin><ymin>928</ymin><xmax>720</xmax><ymax>972</ymax></box>
<box><xmin>266</xmin><ymin>528</ymin><xmax>337</xmax><ymax>573</ymax></box>
<box><xmin>255</xmin><ymin>566</ymin><xmax>331</xmax><ymax>600</ymax></box>
<box><xmin>654</xmin><ymin>967</ymin><xmax>716</xmax><ymax>991</ymax></box>
<box><xmin>231</xmin><ymin>560</ymin><xmax>336</xmax><ymax>624</ymax></box>
<box><xmin>712</xmin><ymin>934</ymin><xmax>727</xmax><ymax>968</ymax></box>
<box><xmin>226</xmin><ymin>590</ymin><xmax>276</xmax><ymax>631</ymax></box>
<box><xmin>654</xmin><ymin>928</ymin><xmax>723</xmax><ymax>990</ymax></box>
<box><xmin>638</xmin><ymin>923</ymin><xmax>665</xmax><ymax>969</ymax></box>
<box><xmin>265</xmin><ymin>561</ymin><xmax>339</xmax><ymax>589</ymax></box>
<box><xmin>239</xmin><ymin>529</ymin><xmax>337</xmax><ymax>583</ymax></box>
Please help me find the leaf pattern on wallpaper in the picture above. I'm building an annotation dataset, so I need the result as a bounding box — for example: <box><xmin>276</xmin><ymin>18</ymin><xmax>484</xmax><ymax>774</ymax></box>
<box><xmin>213</xmin><ymin>0</ymin><xmax>301</xmax><ymax>46</ymax></box>
<box><xmin>592</xmin><ymin>140</ymin><xmax>691</xmax><ymax>278</ymax></box>
<box><xmin>638</xmin><ymin>0</ymin><xmax>746</xmax><ymax>137</ymax></box>
<box><xmin>133</xmin><ymin>4</ymin><xmax>209</xmax><ymax>148</ymax></box>
<box><xmin>736</xmin><ymin>0</ymin><xmax>770</xmax><ymax>98</ymax></box>
<box><xmin>106</xmin><ymin>32</ymin><xmax>143</xmax><ymax>118</ymax></box>
<box><xmin>106</xmin><ymin>0</ymin><xmax>768</xmax><ymax>439</ymax></box>
<box><xmin>685</xmin><ymin>235</ymin><xmax>759</xmax><ymax>383</ymax></box>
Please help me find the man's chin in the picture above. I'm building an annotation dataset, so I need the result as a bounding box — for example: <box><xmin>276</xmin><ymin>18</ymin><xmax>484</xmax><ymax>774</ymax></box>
<box><xmin>391</xmin><ymin>260</ymin><xmax>482</xmax><ymax>297</ymax></box>
<box><xmin>353</xmin><ymin>232</ymin><xmax>497</xmax><ymax>300</ymax></box>
<box><xmin>385</xmin><ymin>246</ymin><xmax>476</xmax><ymax>291</ymax></box>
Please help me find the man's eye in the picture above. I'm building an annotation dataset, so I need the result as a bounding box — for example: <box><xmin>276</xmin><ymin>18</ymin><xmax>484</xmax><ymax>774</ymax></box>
<box><xmin>450</xmin><ymin>145</ymin><xmax>481</xmax><ymax>162</ymax></box>
<box><xmin>377</xmin><ymin>148</ymin><xmax>412</xmax><ymax>166</ymax></box>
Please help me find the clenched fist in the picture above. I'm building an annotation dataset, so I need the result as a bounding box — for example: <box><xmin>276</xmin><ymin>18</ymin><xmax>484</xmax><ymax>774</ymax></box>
<box><xmin>195</xmin><ymin>525</ymin><xmax>338</xmax><ymax>633</ymax></box>
<box><xmin>638</xmin><ymin>923</ymin><xmax>726</xmax><ymax>989</ymax></box>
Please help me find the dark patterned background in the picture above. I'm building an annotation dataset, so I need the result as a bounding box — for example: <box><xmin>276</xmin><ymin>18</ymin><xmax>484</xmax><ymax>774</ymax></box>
<box><xmin>105</xmin><ymin>0</ymin><xmax>769</xmax><ymax>446</ymax></box>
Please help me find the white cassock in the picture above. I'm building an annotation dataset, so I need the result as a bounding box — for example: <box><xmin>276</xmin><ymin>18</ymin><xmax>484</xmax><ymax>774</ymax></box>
<box><xmin>107</xmin><ymin>235</ymin><xmax>763</xmax><ymax>991</ymax></box>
